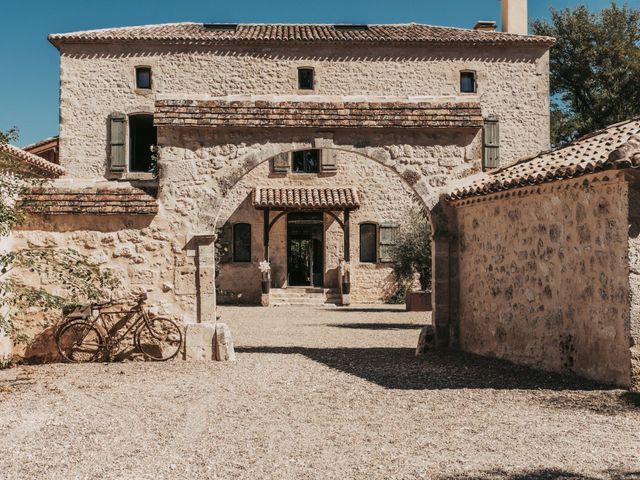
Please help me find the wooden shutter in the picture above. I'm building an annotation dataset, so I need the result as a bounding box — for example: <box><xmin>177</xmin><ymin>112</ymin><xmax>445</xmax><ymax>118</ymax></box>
<box><xmin>320</xmin><ymin>149</ymin><xmax>337</xmax><ymax>172</ymax></box>
<box><xmin>109</xmin><ymin>112</ymin><xmax>127</xmax><ymax>172</ymax></box>
<box><xmin>379</xmin><ymin>223</ymin><xmax>399</xmax><ymax>263</ymax></box>
<box><xmin>483</xmin><ymin>115</ymin><xmax>500</xmax><ymax>170</ymax></box>
<box><xmin>272</xmin><ymin>152</ymin><xmax>290</xmax><ymax>173</ymax></box>
<box><xmin>217</xmin><ymin>223</ymin><xmax>233</xmax><ymax>263</ymax></box>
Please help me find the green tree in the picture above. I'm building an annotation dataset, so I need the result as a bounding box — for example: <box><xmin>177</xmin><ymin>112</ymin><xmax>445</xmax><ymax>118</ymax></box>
<box><xmin>532</xmin><ymin>1</ymin><xmax>640</xmax><ymax>146</ymax></box>
<box><xmin>388</xmin><ymin>208</ymin><xmax>432</xmax><ymax>303</ymax></box>
<box><xmin>0</xmin><ymin>130</ymin><xmax>119</xmax><ymax>344</ymax></box>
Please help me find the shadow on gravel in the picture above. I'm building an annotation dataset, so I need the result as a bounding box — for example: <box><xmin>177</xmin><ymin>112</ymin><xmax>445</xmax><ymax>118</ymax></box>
<box><xmin>329</xmin><ymin>323</ymin><xmax>423</xmax><ymax>330</ymax></box>
<box><xmin>235</xmin><ymin>346</ymin><xmax>614</xmax><ymax>392</ymax></box>
<box><xmin>440</xmin><ymin>468</ymin><xmax>640</xmax><ymax>479</ymax></box>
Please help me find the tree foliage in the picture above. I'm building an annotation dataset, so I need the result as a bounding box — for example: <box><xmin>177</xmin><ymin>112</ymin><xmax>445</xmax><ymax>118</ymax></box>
<box><xmin>532</xmin><ymin>1</ymin><xmax>640</xmax><ymax>146</ymax></box>
<box><xmin>388</xmin><ymin>208</ymin><xmax>432</xmax><ymax>302</ymax></box>
<box><xmin>0</xmin><ymin>130</ymin><xmax>119</xmax><ymax>341</ymax></box>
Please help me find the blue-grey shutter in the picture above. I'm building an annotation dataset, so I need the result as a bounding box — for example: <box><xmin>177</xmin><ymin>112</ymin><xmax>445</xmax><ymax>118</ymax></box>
<box><xmin>272</xmin><ymin>152</ymin><xmax>290</xmax><ymax>173</ymax></box>
<box><xmin>379</xmin><ymin>223</ymin><xmax>399</xmax><ymax>263</ymax></box>
<box><xmin>483</xmin><ymin>115</ymin><xmax>500</xmax><ymax>170</ymax></box>
<box><xmin>109</xmin><ymin>113</ymin><xmax>127</xmax><ymax>172</ymax></box>
<box><xmin>320</xmin><ymin>149</ymin><xmax>337</xmax><ymax>172</ymax></box>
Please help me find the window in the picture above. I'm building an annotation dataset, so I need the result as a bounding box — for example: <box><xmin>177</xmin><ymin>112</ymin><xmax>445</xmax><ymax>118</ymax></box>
<box><xmin>233</xmin><ymin>223</ymin><xmax>252</xmax><ymax>262</ymax></box>
<box><xmin>136</xmin><ymin>67</ymin><xmax>152</xmax><ymax>89</ymax></box>
<box><xmin>129</xmin><ymin>114</ymin><xmax>157</xmax><ymax>173</ymax></box>
<box><xmin>298</xmin><ymin>68</ymin><xmax>314</xmax><ymax>90</ymax></box>
<box><xmin>460</xmin><ymin>71</ymin><xmax>477</xmax><ymax>93</ymax></box>
<box><xmin>360</xmin><ymin>223</ymin><xmax>378</xmax><ymax>263</ymax></box>
<box><xmin>292</xmin><ymin>149</ymin><xmax>320</xmax><ymax>173</ymax></box>
<box><xmin>379</xmin><ymin>223</ymin><xmax>399</xmax><ymax>263</ymax></box>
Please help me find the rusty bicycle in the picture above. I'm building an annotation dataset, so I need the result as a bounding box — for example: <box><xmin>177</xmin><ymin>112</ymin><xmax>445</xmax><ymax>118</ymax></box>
<box><xmin>56</xmin><ymin>292</ymin><xmax>182</xmax><ymax>362</ymax></box>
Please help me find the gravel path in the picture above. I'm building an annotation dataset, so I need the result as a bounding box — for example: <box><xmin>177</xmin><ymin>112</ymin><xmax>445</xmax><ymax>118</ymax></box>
<box><xmin>0</xmin><ymin>306</ymin><xmax>639</xmax><ymax>480</ymax></box>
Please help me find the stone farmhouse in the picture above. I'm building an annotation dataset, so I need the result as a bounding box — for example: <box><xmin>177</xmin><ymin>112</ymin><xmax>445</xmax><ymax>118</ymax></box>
<box><xmin>4</xmin><ymin>0</ymin><xmax>640</xmax><ymax>388</ymax></box>
<box><xmin>10</xmin><ymin>0</ymin><xmax>553</xmax><ymax>321</ymax></box>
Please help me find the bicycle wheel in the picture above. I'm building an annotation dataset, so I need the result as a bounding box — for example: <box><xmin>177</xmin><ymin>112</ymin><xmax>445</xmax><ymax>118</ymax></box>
<box><xmin>56</xmin><ymin>321</ymin><xmax>105</xmax><ymax>363</ymax></box>
<box><xmin>134</xmin><ymin>317</ymin><xmax>183</xmax><ymax>361</ymax></box>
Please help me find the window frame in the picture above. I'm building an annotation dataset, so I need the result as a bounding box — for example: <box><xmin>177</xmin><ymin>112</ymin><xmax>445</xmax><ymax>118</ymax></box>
<box><xmin>460</xmin><ymin>70</ymin><xmax>477</xmax><ymax>94</ymax></box>
<box><xmin>128</xmin><ymin>113</ymin><xmax>157</xmax><ymax>173</ymax></box>
<box><xmin>135</xmin><ymin>66</ymin><xmax>152</xmax><ymax>90</ymax></box>
<box><xmin>292</xmin><ymin>149</ymin><xmax>321</xmax><ymax>174</ymax></box>
<box><xmin>378</xmin><ymin>223</ymin><xmax>399</xmax><ymax>263</ymax></box>
<box><xmin>359</xmin><ymin>222</ymin><xmax>378</xmax><ymax>264</ymax></box>
<box><xmin>297</xmin><ymin>67</ymin><xmax>315</xmax><ymax>91</ymax></box>
<box><xmin>232</xmin><ymin>223</ymin><xmax>252</xmax><ymax>263</ymax></box>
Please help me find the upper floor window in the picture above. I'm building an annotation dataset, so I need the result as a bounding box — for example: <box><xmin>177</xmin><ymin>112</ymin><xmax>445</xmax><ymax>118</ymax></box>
<box><xmin>298</xmin><ymin>68</ymin><xmax>315</xmax><ymax>90</ymax></box>
<box><xmin>460</xmin><ymin>71</ymin><xmax>477</xmax><ymax>94</ymax></box>
<box><xmin>292</xmin><ymin>149</ymin><xmax>320</xmax><ymax>173</ymax></box>
<box><xmin>129</xmin><ymin>114</ymin><xmax>157</xmax><ymax>173</ymax></box>
<box><xmin>136</xmin><ymin>67</ymin><xmax>152</xmax><ymax>89</ymax></box>
<box><xmin>233</xmin><ymin>223</ymin><xmax>252</xmax><ymax>262</ymax></box>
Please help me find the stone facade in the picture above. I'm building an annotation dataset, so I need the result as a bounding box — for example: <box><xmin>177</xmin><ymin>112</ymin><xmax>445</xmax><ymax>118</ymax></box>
<box><xmin>216</xmin><ymin>150</ymin><xmax>424</xmax><ymax>304</ymax></box>
<box><xmin>9</xmin><ymin>23</ymin><xmax>551</xmax><ymax>345</ymax></box>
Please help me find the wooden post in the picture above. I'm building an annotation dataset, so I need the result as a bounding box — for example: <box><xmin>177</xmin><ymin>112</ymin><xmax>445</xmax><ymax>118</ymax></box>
<box><xmin>343</xmin><ymin>209</ymin><xmax>350</xmax><ymax>262</ymax></box>
<box><xmin>263</xmin><ymin>208</ymin><xmax>270</xmax><ymax>261</ymax></box>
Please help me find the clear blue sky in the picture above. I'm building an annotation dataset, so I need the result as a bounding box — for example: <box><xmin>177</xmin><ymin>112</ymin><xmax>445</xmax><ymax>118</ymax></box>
<box><xmin>1</xmin><ymin>0</ymin><xmax>633</xmax><ymax>146</ymax></box>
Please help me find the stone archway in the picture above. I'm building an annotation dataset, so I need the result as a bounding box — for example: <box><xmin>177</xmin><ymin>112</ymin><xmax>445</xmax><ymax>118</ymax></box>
<box><xmin>206</xmin><ymin>140</ymin><xmax>457</xmax><ymax>346</ymax></box>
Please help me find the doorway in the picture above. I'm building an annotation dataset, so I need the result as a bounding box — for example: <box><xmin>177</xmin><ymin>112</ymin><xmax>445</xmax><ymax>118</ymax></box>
<box><xmin>287</xmin><ymin>212</ymin><xmax>324</xmax><ymax>287</ymax></box>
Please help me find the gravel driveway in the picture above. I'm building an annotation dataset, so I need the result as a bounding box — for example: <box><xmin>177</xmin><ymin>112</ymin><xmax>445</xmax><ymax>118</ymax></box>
<box><xmin>0</xmin><ymin>306</ymin><xmax>639</xmax><ymax>480</ymax></box>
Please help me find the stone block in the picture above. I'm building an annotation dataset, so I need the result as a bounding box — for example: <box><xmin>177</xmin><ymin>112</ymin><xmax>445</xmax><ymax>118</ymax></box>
<box><xmin>261</xmin><ymin>293</ymin><xmax>270</xmax><ymax>307</ymax></box>
<box><xmin>184</xmin><ymin>323</ymin><xmax>216</xmax><ymax>361</ymax></box>
<box><xmin>215</xmin><ymin>323</ymin><xmax>236</xmax><ymax>362</ymax></box>
<box><xmin>406</xmin><ymin>291</ymin><xmax>432</xmax><ymax>312</ymax></box>
<box><xmin>0</xmin><ymin>331</ymin><xmax>13</xmax><ymax>368</ymax></box>
<box><xmin>415</xmin><ymin>325</ymin><xmax>435</xmax><ymax>356</ymax></box>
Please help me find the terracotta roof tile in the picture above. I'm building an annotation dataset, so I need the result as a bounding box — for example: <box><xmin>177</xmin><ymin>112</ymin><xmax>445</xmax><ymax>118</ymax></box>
<box><xmin>448</xmin><ymin>118</ymin><xmax>640</xmax><ymax>201</ymax></box>
<box><xmin>19</xmin><ymin>187</ymin><xmax>158</xmax><ymax>215</ymax></box>
<box><xmin>253</xmin><ymin>188</ymin><xmax>360</xmax><ymax>210</ymax></box>
<box><xmin>155</xmin><ymin>98</ymin><xmax>483</xmax><ymax>129</ymax></box>
<box><xmin>0</xmin><ymin>142</ymin><xmax>65</xmax><ymax>178</ymax></box>
<box><xmin>49</xmin><ymin>23</ymin><xmax>555</xmax><ymax>48</ymax></box>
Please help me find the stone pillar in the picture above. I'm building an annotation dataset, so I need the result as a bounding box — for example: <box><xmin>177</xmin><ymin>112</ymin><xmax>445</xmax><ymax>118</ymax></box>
<box><xmin>184</xmin><ymin>234</ymin><xmax>218</xmax><ymax>361</ymax></box>
<box><xmin>432</xmin><ymin>233</ymin><xmax>451</xmax><ymax>348</ymax></box>
<box><xmin>195</xmin><ymin>236</ymin><xmax>216</xmax><ymax>324</ymax></box>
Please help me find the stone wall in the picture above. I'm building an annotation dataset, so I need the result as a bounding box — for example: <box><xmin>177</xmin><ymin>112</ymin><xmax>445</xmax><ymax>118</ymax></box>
<box><xmin>627</xmin><ymin>180</ymin><xmax>640</xmax><ymax>390</ymax></box>
<box><xmin>57</xmin><ymin>42</ymin><xmax>550</xmax><ymax>178</ymax></box>
<box><xmin>451</xmin><ymin>174</ymin><xmax>635</xmax><ymax>386</ymax></box>
<box><xmin>216</xmin><ymin>151</ymin><xmax>424</xmax><ymax>304</ymax></box>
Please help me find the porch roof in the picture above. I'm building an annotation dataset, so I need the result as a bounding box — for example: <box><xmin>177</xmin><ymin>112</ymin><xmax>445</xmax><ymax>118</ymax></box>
<box><xmin>253</xmin><ymin>187</ymin><xmax>360</xmax><ymax>210</ymax></box>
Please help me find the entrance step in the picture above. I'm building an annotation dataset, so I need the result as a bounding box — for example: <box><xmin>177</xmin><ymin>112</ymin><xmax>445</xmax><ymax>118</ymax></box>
<box><xmin>270</xmin><ymin>288</ymin><xmax>342</xmax><ymax>307</ymax></box>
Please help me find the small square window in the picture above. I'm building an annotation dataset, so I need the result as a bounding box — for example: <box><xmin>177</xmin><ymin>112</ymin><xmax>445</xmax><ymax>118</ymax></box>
<box><xmin>460</xmin><ymin>71</ymin><xmax>476</xmax><ymax>93</ymax></box>
<box><xmin>136</xmin><ymin>67</ymin><xmax>152</xmax><ymax>89</ymax></box>
<box><xmin>298</xmin><ymin>68</ymin><xmax>314</xmax><ymax>90</ymax></box>
<box><xmin>292</xmin><ymin>150</ymin><xmax>320</xmax><ymax>173</ymax></box>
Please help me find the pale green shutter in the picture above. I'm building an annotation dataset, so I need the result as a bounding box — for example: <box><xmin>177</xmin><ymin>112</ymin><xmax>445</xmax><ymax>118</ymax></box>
<box><xmin>320</xmin><ymin>149</ymin><xmax>337</xmax><ymax>172</ymax></box>
<box><xmin>109</xmin><ymin>113</ymin><xmax>127</xmax><ymax>172</ymax></box>
<box><xmin>272</xmin><ymin>152</ymin><xmax>290</xmax><ymax>173</ymax></box>
<box><xmin>379</xmin><ymin>223</ymin><xmax>399</xmax><ymax>263</ymax></box>
<box><xmin>483</xmin><ymin>115</ymin><xmax>500</xmax><ymax>170</ymax></box>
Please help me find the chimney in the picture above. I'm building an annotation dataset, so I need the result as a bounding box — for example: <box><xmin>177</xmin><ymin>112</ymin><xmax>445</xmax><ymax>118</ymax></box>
<box><xmin>474</xmin><ymin>21</ymin><xmax>497</xmax><ymax>32</ymax></box>
<box><xmin>502</xmin><ymin>0</ymin><xmax>528</xmax><ymax>35</ymax></box>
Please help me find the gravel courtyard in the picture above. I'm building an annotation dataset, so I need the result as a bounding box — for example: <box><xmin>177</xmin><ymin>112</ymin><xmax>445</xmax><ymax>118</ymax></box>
<box><xmin>1</xmin><ymin>306</ymin><xmax>639</xmax><ymax>480</ymax></box>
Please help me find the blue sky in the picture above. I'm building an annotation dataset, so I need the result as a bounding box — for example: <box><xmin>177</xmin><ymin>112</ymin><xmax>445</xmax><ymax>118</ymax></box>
<box><xmin>0</xmin><ymin>0</ymin><xmax>633</xmax><ymax>146</ymax></box>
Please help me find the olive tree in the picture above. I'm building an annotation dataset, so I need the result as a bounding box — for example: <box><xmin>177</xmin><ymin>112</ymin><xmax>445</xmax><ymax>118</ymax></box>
<box><xmin>388</xmin><ymin>207</ymin><xmax>432</xmax><ymax>303</ymax></box>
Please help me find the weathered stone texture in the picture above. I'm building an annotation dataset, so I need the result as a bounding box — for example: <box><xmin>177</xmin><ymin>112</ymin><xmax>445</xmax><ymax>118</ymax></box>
<box><xmin>454</xmin><ymin>176</ymin><xmax>633</xmax><ymax>386</ymax></box>
<box><xmin>58</xmin><ymin>43</ymin><xmax>549</xmax><ymax>178</ymax></box>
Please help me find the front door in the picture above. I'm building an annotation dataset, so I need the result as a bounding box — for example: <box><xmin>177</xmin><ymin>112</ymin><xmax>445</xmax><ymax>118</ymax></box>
<box><xmin>287</xmin><ymin>212</ymin><xmax>324</xmax><ymax>287</ymax></box>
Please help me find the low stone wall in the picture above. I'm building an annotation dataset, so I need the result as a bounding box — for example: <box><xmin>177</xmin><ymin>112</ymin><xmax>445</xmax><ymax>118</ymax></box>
<box><xmin>450</xmin><ymin>174</ymin><xmax>637</xmax><ymax>387</ymax></box>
